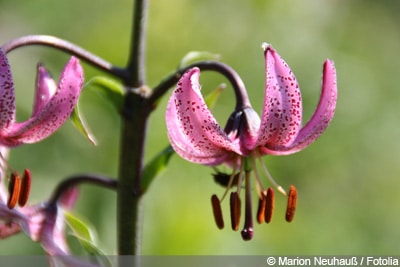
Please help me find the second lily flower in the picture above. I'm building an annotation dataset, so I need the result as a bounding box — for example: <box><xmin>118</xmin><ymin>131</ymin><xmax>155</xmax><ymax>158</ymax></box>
<box><xmin>166</xmin><ymin>43</ymin><xmax>337</xmax><ymax>240</ymax></box>
<box><xmin>0</xmin><ymin>49</ymin><xmax>84</xmax><ymax>147</ymax></box>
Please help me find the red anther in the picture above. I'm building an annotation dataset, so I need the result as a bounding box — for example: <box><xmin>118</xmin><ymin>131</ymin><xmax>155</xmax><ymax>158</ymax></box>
<box><xmin>256</xmin><ymin>190</ymin><xmax>267</xmax><ymax>224</ymax></box>
<box><xmin>285</xmin><ymin>185</ymin><xmax>297</xmax><ymax>222</ymax></box>
<box><xmin>264</xmin><ymin>187</ymin><xmax>274</xmax><ymax>223</ymax></box>
<box><xmin>7</xmin><ymin>173</ymin><xmax>21</xmax><ymax>209</ymax></box>
<box><xmin>229</xmin><ymin>192</ymin><xmax>241</xmax><ymax>231</ymax></box>
<box><xmin>18</xmin><ymin>169</ymin><xmax>31</xmax><ymax>207</ymax></box>
<box><xmin>211</xmin><ymin>194</ymin><xmax>224</xmax><ymax>229</ymax></box>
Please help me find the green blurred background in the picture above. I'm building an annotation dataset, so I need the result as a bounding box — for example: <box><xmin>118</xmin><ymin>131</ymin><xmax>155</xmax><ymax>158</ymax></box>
<box><xmin>1</xmin><ymin>0</ymin><xmax>400</xmax><ymax>255</ymax></box>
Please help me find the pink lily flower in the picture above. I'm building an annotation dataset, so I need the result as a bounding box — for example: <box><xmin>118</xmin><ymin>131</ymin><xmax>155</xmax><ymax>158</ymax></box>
<box><xmin>166</xmin><ymin>43</ymin><xmax>337</xmax><ymax>240</ymax></box>
<box><xmin>0</xmin><ymin>48</ymin><xmax>84</xmax><ymax>147</ymax></box>
<box><xmin>0</xmin><ymin>149</ymin><xmax>98</xmax><ymax>266</ymax></box>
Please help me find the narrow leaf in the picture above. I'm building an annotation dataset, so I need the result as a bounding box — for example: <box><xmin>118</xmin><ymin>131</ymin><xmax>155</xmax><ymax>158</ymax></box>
<box><xmin>85</xmin><ymin>76</ymin><xmax>124</xmax><ymax>112</ymax></box>
<box><xmin>70</xmin><ymin>236</ymin><xmax>112</xmax><ymax>267</ymax></box>
<box><xmin>142</xmin><ymin>146</ymin><xmax>175</xmax><ymax>192</ymax></box>
<box><xmin>71</xmin><ymin>103</ymin><xmax>97</xmax><ymax>145</ymax></box>
<box><xmin>205</xmin><ymin>83</ymin><xmax>226</xmax><ymax>109</ymax></box>
<box><xmin>64</xmin><ymin>210</ymin><xmax>97</xmax><ymax>243</ymax></box>
<box><xmin>64</xmin><ymin>210</ymin><xmax>112</xmax><ymax>267</ymax></box>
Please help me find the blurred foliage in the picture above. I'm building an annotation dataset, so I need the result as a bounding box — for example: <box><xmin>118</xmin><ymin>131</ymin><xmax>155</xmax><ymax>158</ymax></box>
<box><xmin>1</xmin><ymin>0</ymin><xmax>400</xmax><ymax>255</ymax></box>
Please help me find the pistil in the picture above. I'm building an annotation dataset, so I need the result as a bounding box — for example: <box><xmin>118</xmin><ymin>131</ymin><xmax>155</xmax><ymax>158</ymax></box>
<box><xmin>241</xmin><ymin>171</ymin><xmax>254</xmax><ymax>241</ymax></box>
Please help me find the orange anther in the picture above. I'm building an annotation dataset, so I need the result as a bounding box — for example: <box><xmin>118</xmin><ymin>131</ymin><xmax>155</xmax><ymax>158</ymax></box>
<box><xmin>285</xmin><ymin>185</ymin><xmax>297</xmax><ymax>222</ymax></box>
<box><xmin>229</xmin><ymin>192</ymin><xmax>241</xmax><ymax>231</ymax></box>
<box><xmin>211</xmin><ymin>194</ymin><xmax>224</xmax><ymax>229</ymax></box>
<box><xmin>18</xmin><ymin>169</ymin><xmax>31</xmax><ymax>207</ymax></box>
<box><xmin>7</xmin><ymin>173</ymin><xmax>21</xmax><ymax>209</ymax></box>
<box><xmin>264</xmin><ymin>187</ymin><xmax>274</xmax><ymax>224</ymax></box>
<box><xmin>256</xmin><ymin>190</ymin><xmax>267</xmax><ymax>224</ymax></box>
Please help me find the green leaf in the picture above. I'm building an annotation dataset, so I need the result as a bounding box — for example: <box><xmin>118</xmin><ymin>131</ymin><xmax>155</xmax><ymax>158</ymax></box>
<box><xmin>141</xmin><ymin>146</ymin><xmax>175</xmax><ymax>192</ymax></box>
<box><xmin>204</xmin><ymin>83</ymin><xmax>226</xmax><ymax>109</ymax></box>
<box><xmin>64</xmin><ymin>210</ymin><xmax>112</xmax><ymax>267</ymax></box>
<box><xmin>179</xmin><ymin>51</ymin><xmax>221</xmax><ymax>68</ymax></box>
<box><xmin>85</xmin><ymin>76</ymin><xmax>124</xmax><ymax>112</ymax></box>
<box><xmin>70</xmin><ymin>237</ymin><xmax>113</xmax><ymax>267</ymax></box>
<box><xmin>64</xmin><ymin>210</ymin><xmax>97</xmax><ymax>243</ymax></box>
<box><xmin>70</xmin><ymin>76</ymin><xmax>125</xmax><ymax>145</ymax></box>
<box><xmin>71</xmin><ymin>103</ymin><xmax>97</xmax><ymax>145</ymax></box>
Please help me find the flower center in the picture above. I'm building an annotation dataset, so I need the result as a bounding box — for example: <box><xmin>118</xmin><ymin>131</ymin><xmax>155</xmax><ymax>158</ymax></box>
<box><xmin>210</xmin><ymin>154</ymin><xmax>298</xmax><ymax>240</ymax></box>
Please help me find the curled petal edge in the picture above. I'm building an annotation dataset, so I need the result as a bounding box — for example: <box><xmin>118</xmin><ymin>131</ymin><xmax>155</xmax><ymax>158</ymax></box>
<box><xmin>261</xmin><ymin>59</ymin><xmax>337</xmax><ymax>155</ymax></box>
<box><xmin>7</xmin><ymin>56</ymin><xmax>84</xmax><ymax>145</ymax></box>
<box><xmin>166</xmin><ymin>68</ymin><xmax>242</xmax><ymax>165</ymax></box>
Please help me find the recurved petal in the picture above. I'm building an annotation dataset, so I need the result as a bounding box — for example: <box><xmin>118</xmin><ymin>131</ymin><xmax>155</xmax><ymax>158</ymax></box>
<box><xmin>31</xmin><ymin>64</ymin><xmax>57</xmax><ymax>117</ymax></box>
<box><xmin>252</xmin><ymin>44</ymin><xmax>302</xmax><ymax>150</ymax></box>
<box><xmin>0</xmin><ymin>49</ymin><xmax>16</xmax><ymax>131</ymax></box>
<box><xmin>262</xmin><ymin>59</ymin><xmax>337</xmax><ymax>155</ymax></box>
<box><xmin>7</xmin><ymin>57</ymin><xmax>84</xmax><ymax>145</ymax></box>
<box><xmin>166</xmin><ymin>68</ymin><xmax>241</xmax><ymax>165</ymax></box>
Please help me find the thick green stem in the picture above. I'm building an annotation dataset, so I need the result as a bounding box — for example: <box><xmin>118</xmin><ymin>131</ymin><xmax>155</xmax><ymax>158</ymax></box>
<box><xmin>117</xmin><ymin>0</ymin><xmax>149</xmax><ymax>256</ymax></box>
<box><xmin>117</xmin><ymin>93</ymin><xmax>149</xmax><ymax>255</ymax></box>
<box><xmin>126</xmin><ymin>0</ymin><xmax>148</xmax><ymax>87</ymax></box>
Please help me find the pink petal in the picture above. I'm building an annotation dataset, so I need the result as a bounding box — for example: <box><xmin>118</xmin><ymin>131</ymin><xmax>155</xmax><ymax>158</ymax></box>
<box><xmin>166</xmin><ymin>68</ymin><xmax>242</xmax><ymax>165</ymax></box>
<box><xmin>262</xmin><ymin>59</ymin><xmax>337</xmax><ymax>155</ymax></box>
<box><xmin>31</xmin><ymin>64</ymin><xmax>57</xmax><ymax>117</ymax></box>
<box><xmin>39</xmin><ymin>206</ymin><xmax>69</xmax><ymax>255</ymax></box>
<box><xmin>0</xmin><ymin>49</ymin><xmax>16</xmax><ymax>131</ymax></box>
<box><xmin>251</xmin><ymin>44</ymin><xmax>302</xmax><ymax>150</ymax></box>
<box><xmin>7</xmin><ymin>57</ymin><xmax>84</xmax><ymax>145</ymax></box>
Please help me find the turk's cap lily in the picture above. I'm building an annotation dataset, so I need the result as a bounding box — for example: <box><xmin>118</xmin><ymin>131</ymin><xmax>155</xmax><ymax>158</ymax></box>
<box><xmin>0</xmin><ymin>48</ymin><xmax>84</xmax><ymax>147</ymax></box>
<box><xmin>166</xmin><ymin>43</ymin><xmax>337</xmax><ymax>240</ymax></box>
<box><xmin>166</xmin><ymin>43</ymin><xmax>337</xmax><ymax>164</ymax></box>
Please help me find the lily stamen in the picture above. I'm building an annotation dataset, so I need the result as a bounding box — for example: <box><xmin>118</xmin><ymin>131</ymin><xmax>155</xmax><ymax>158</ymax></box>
<box><xmin>166</xmin><ymin>43</ymin><xmax>337</xmax><ymax>240</ymax></box>
<box><xmin>211</xmin><ymin>194</ymin><xmax>224</xmax><ymax>229</ymax></box>
<box><xmin>18</xmin><ymin>169</ymin><xmax>32</xmax><ymax>207</ymax></box>
<box><xmin>264</xmin><ymin>187</ymin><xmax>274</xmax><ymax>223</ymax></box>
<box><xmin>285</xmin><ymin>185</ymin><xmax>298</xmax><ymax>222</ymax></box>
<box><xmin>256</xmin><ymin>189</ymin><xmax>267</xmax><ymax>224</ymax></box>
<box><xmin>7</xmin><ymin>172</ymin><xmax>21</xmax><ymax>209</ymax></box>
<box><xmin>229</xmin><ymin>192</ymin><xmax>241</xmax><ymax>231</ymax></box>
<box><xmin>257</xmin><ymin>154</ymin><xmax>287</xmax><ymax>196</ymax></box>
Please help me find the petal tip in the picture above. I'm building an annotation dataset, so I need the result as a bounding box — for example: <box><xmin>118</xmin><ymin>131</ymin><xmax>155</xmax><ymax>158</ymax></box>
<box><xmin>261</xmin><ymin>42</ymin><xmax>272</xmax><ymax>52</ymax></box>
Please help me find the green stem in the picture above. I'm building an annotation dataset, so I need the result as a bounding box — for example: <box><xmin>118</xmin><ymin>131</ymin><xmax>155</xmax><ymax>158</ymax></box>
<box><xmin>117</xmin><ymin>93</ymin><xmax>149</xmax><ymax>255</ymax></box>
<box><xmin>117</xmin><ymin>0</ymin><xmax>149</xmax><ymax>255</ymax></box>
<box><xmin>126</xmin><ymin>0</ymin><xmax>148</xmax><ymax>87</ymax></box>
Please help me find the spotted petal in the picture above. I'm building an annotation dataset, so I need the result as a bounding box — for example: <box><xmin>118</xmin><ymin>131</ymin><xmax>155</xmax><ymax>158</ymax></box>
<box><xmin>0</xmin><ymin>49</ymin><xmax>16</xmax><ymax>131</ymax></box>
<box><xmin>166</xmin><ymin>68</ymin><xmax>242</xmax><ymax>165</ymax></box>
<box><xmin>6</xmin><ymin>57</ymin><xmax>84</xmax><ymax>145</ymax></box>
<box><xmin>31</xmin><ymin>64</ymin><xmax>57</xmax><ymax>117</ymax></box>
<box><xmin>250</xmin><ymin>44</ymin><xmax>302</xmax><ymax>151</ymax></box>
<box><xmin>261</xmin><ymin>59</ymin><xmax>337</xmax><ymax>155</ymax></box>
